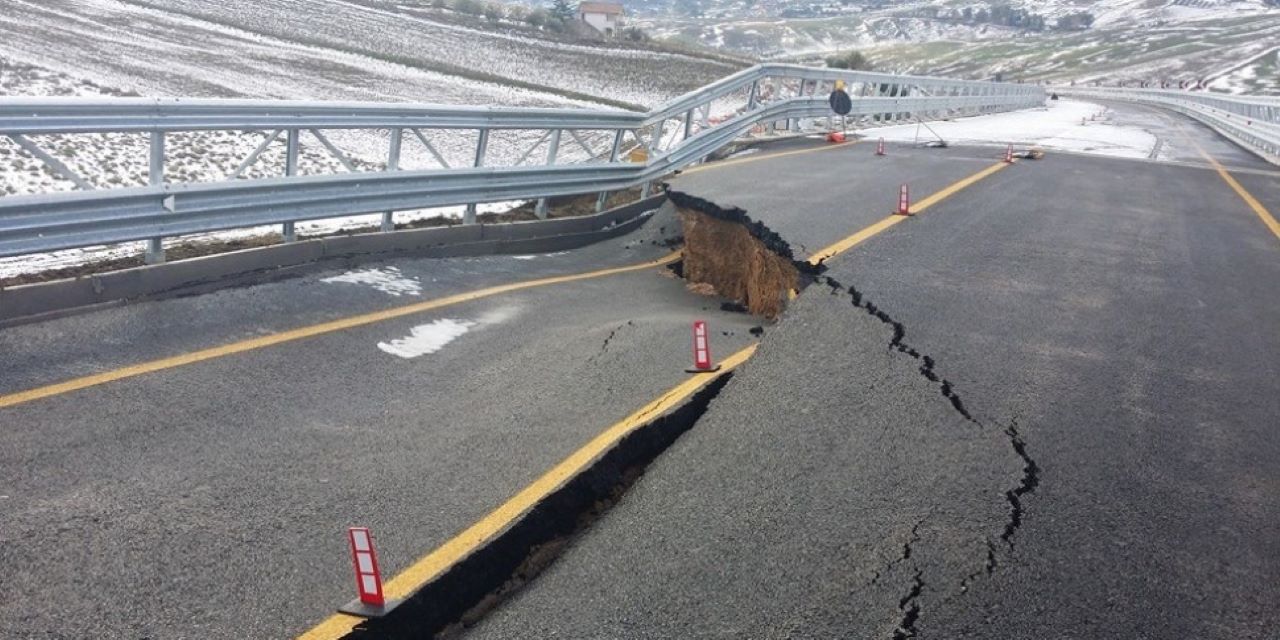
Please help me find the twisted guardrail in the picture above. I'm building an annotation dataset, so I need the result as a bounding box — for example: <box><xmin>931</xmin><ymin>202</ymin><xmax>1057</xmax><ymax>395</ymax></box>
<box><xmin>0</xmin><ymin>64</ymin><xmax>1043</xmax><ymax>262</ymax></box>
<box><xmin>1063</xmin><ymin>87</ymin><xmax>1280</xmax><ymax>165</ymax></box>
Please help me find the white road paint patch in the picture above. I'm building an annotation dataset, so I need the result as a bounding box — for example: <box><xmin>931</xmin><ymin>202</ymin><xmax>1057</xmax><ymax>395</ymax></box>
<box><xmin>321</xmin><ymin>266</ymin><xmax>421</xmax><ymax>297</ymax></box>
<box><xmin>510</xmin><ymin>251</ymin><xmax>570</xmax><ymax>260</ymax></box>
<box><xmin>377</xmin><ymin>319</ymin><xmax>476</xmax><ymax>358</ymax></box>
<box><xmin>378</xmin><ymin>305</ymin><xmax>521</xmax><ymax>359</ymax></box>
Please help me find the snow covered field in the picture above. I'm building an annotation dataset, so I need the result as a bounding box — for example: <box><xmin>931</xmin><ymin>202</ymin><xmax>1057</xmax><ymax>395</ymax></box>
<box><xmin>864</xmin><ymin>99</ymin><xmax>1167</xmax><ymax>160</ymax></box>
<box><xmin>0</xmin><ymin>0</ymin><xmax>740</xmax><ymax>109</ymax></box>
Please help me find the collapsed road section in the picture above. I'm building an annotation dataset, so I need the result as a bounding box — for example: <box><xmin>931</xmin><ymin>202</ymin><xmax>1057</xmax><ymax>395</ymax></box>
<box><xmin>336</xmin><ymin>190</ymin><xmax>1031</xmax><ymax>639</ymax></box>
<box><xmin>450</xmin><ymin>189</ymin><xmax>1041</xmax><ymax>640</ymax></box>
<box><xmin>330</xmin><ymin>197</ymin><xmax>822</xmax><ymax>638</ymax></box>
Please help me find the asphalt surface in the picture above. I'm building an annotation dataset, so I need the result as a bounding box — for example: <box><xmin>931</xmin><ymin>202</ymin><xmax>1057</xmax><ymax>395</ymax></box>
<box><xmin>0</xmin><ymin>209</ymin><xmax>764</xmax><ymax>639</ymax></box>
<box><xmin>471</xmin><ymin>119</ymin><xmax>1280</xmax><ymax>636</ymax></box>
<box><xmin>1095</xmin><ymin>99</ymin><xmax>1268</xmax><ymax>168</ymax></box>
<box><xmin>3</xmin><ymin>108</ymin><xmax>1277</xmax><ymax>639</ymax></box>
<box><xmin>674</xmin><ymin>140</ymin><xmax>1005</xmax><ymax>261</ymax></box>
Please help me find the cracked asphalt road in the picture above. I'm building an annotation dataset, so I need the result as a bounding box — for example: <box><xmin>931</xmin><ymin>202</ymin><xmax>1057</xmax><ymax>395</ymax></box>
<box><xmin>0</xmin><ymin>214</ymin><xmax>762</xmax><ymax>639</ymax></box>
<box><xmin>470</xmin><ymin>123</ymin><xmax>1280</xmax><ymax>637</ymax></box>
<box><xmin>3</xmin><ymin>107</ymin><xmax>1278</xmax><ymax>639</ymax></box>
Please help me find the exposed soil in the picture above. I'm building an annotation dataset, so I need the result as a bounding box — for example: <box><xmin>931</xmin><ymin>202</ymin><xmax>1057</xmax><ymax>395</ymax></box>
<box><xmin>669</xmin><ymin>190</ymin><xmax>816</xmax><ymax>320</ymax></box>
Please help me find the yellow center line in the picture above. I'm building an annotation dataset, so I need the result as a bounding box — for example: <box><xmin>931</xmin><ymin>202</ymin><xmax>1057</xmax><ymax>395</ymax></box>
<box><xmin>680</xmin><ymin>139</ymin><xmax>856</xmax><ymax>176</ymax></box>
<box><xmin>1142</xmin><ymin>105</ymin><xmax>1280</xmax><ymax>243</ymax></box>
<box><xmin>0</xmin><ymin>252</ymin><xmax>682</xmax><ymax>411</ymax></box>
<box><xmin>1188</xmin><ymin>140</ymin><xmax>1280</xmax><ymax>242</ymax></box>
<box><xmin>808</xmin><ymin>161</ymin><xmax>1011</xmax><ymax>265</ymax></box>
<box><xmin>296</xmin><ymin>343</ymin><xmax>759</xmax><ymax>640</ymax></box>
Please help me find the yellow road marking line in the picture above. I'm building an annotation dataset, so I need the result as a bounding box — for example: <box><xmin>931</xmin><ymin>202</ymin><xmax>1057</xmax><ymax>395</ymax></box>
<box><xmin>807</xmin><ymin>216</ymin><xmax>906</xmax><ymax>266</ymax></box>
<box><xmin>911</xmin><ymin>162</ymin><xmax>1009</xmax><ymax>212</ymax></box>
<box><xmin>808</xmin><ymin>161</ymin><xmax>1010</xmax><ymax>265</ymax></box>
<box><xmin>1188</xmin><ymin>140</ymin><xmax>1280</xmax><ymax>242</ymax></box>
<box><xmin>680</xmin><ymin>139</ymin><xmax>856</xmax><ymax>176</ymax></box>
<box><xmin>296</xmin><ymin>343</ymin><xmax>759</xmax><ymax>640</ymax></box>
<box><xmin>1140</xmin><ymin>105</ymin><xmax>1280</xmax><ymax>243</ymax></box>
<box><xmin>0</xmin><ymin>252</ymin><xmax>682</xmax><ymax>411</ymax></box>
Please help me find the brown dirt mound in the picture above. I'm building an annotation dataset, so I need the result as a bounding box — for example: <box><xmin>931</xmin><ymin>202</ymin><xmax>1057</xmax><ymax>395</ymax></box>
<box><xmin>676</xmin><ymin>205</ymin><xmax>800</xmax><ymax>319</ymax></box>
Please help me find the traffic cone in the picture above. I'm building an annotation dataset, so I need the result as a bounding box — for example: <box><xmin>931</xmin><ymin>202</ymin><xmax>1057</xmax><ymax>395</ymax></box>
<box><xmin>686</xmin><ymin>321</ymin><xmax>721</xmax><ymax>373</ymax></box>
<box><xmin>876</xmin><ymin>138</ymin><xmax>886</xmax><ymax>156</ymax></box>
<box><xmin>1004</xmin><ymin>144</ymin><xmax>1014</xmax><ymax>163</ymax></box>
<box><xmin>895</xmin><ymin>184</ymin><xmax>911</xmax><ymax>216</ymax></box>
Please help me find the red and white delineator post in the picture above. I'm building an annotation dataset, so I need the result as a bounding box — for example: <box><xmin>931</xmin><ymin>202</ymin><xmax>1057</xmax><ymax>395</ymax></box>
<box><xmin>895</xmin><ymin>184</ymin><xmax>912</xmax><ymax>216</ymax></box>
<box><xmin>876</xmin><ymin>138</ymin><xmax>886</xmax><ymax>156</ymax></box>
<box><xmin>339</xmin><ymin>527</ymin><xmax>400</xmax><ymax>616</ymax></box>
<box><xmin>686</xmin><ymin>321</ymin><xmax>721</xmax><ymax>373</ymax></box>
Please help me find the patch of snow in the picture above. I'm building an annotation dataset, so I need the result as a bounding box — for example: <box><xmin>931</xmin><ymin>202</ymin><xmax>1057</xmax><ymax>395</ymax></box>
<box><xmin>321</xmin><ymin>266</ymin><xmax>421</xmax><ymax>297</ymax></box>
<box><xmin>865</xmin><ymin>99</ymin><xmax>1159</xmax><ymax>160</ymax></box>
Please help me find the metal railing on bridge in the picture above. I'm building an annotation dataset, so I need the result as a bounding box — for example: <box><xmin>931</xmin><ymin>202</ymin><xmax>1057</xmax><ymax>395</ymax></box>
<box><xmin>0</xmin><ymin>64</ymin><xmax>1044</xmax><ymax>263</ymax></box>
<box><xmin>1062</xmin><ymin>87</ymin><xmax>1280</xmax><ymax>165</ymax></box>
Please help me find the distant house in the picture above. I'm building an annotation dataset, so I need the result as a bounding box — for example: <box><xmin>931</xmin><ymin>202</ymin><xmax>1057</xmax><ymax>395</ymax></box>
<box><xmin>578</xmin><ymin>1</ymin><xmax>623</xmax><ymax>36</ymax></box>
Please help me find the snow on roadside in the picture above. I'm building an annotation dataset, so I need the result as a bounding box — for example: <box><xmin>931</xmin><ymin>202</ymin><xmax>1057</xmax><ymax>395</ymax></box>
<box><xmin>862</xmin><ymin>99</ymin><xmax>1161</xmax><ymax>160</ymax></box>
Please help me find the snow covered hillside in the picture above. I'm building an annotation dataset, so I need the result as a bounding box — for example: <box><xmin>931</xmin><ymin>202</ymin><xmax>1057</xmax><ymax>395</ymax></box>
<box><xmin>0</xmin><ymin>0</ymin><xmax>744</xmax><ymax>109</ymax></box>
<box><xmin>639</xmin><ymin>0</ymin><xmax>1280</xmax><ymax>94</ymax></box>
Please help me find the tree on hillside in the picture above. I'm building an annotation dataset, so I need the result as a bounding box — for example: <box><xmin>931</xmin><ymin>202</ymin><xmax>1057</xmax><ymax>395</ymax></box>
<box><xmin>551</xmin><ymin>0</ymin><xmax>575</xmax><ymax>21</ymax></box>
<box><xmin>453</xmin><ymin>0</ymin><xmax>483</xmax><ymax>15</ymax></box>
<box><xmin>525</xmin><ymin>7</ymin><xmax>549</xmax><ymax>27</ymax></box>
<box><xmin>825</xmin><ymin>50</ymin><xmax>872</xmax><ymax>71</ymax></box>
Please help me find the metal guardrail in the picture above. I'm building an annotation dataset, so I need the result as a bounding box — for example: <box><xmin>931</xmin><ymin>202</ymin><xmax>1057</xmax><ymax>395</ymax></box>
<box><xmin>1063</xmin><ymin>87</ymin><xmax>1280</xmax><ymax>165</ymax></box>
<box><xmin>0</xmin><ymin>64</ymin><xmax>1044</xmax><ymax>262</ymax></box>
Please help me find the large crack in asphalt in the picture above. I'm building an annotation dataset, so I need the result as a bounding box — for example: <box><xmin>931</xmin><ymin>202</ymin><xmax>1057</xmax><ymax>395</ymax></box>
<box><xmin>346</xmin><ymin>374</ymin><xmax>736</xmax><ymax>640</ymax></box>
<box><xmin>814</xmin><ymin>271</ymin><xmax>1041</xmax><ymax>627</ymax></box>
<box><xmin>365</xmin><ymin>193</ymin><xmax>1040</xmax><ymax>638</ymax></box>
<box><xmin>669</xmin><ymin>189</ymin><xmax>1041</xmax><ymax>636</ymax></box>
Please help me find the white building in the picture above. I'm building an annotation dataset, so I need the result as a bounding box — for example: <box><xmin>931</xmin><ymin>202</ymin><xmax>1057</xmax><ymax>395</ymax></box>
<box><xmin>578</xmin><ymin>1</ymin><xmax>623</xmax><ymax>36</ymax></box>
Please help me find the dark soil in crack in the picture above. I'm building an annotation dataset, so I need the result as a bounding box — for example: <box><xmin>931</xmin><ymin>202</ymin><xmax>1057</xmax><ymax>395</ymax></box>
<box><xmin>346</xmin><ymin>374</ymin><xmax>737</xmax><ymax>640</ymax></box>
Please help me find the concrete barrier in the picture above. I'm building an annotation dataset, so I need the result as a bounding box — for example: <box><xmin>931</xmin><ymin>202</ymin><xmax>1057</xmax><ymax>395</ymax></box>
<box><xmin>0</xmin><ymin>196</ymin><xmax>665</xmax><ymax>326</ymax></box>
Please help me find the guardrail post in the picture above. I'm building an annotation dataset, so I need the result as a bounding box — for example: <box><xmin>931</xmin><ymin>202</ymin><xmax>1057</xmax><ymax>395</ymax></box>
<box><xmin>382</xmin><ymin>128</ymin><xmax>402</xmax><ymax>233</ymax></box>
<box><xmin>535</xmin><ymin>129</ymin><xmax>561</xmax><ymax>219</ymax></box>
<box><xmin>283</xmin><ymin>129</ymin><xmax>299</xmax><ymax>242</ymax></box>
<box><xmin>747</xmin><ymin>79</ymin><xmax>759</xmax><ymax>110</ymax></box>
<box><xmin>145</xmin><ymin>131</ymin><xmax>166</xmax><ymax>264</ymax></box>
<box><xmin>464</xmin><ymin>129</ymin><xmax>489</xmax><ymax>225</ymax></box>
<box><xmin>595</xmin><ymin>130</ymin><xmax>625</xmax><ymax>213</ymax></box>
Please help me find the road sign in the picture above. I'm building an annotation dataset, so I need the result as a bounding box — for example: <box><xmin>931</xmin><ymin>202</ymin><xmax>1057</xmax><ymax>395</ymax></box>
<box><xmin>829</xmin><ymin>89</ymin><xmax>852</xmax><ymax>116</ymax></box>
